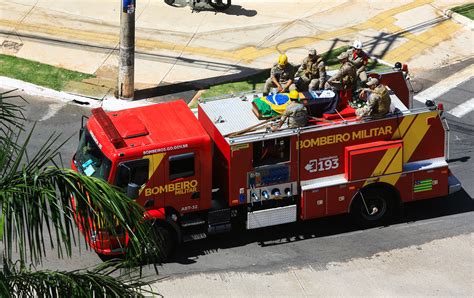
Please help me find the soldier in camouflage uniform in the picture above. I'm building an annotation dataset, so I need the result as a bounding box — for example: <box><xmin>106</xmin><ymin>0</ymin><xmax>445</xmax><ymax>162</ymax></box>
<box><xmin>272</xmin><ymin>90</ymin><xmax>308</xmax><ymax>130</ymax></box>
<box><xmin>295</xmin><ymin>49</ymin><xmax>326</xmax><ymax>91</ymax></box>
<box><xmin>324</xmin><ymin>51</ymin><xmax>357</xmax><ymax>91</ymax></box>
<box><xmin>347</xmin><ymin>40</ymin><xmax>369</xmax><ymax>85</ymax></box>
<box><xmin>356</xmin><ymin>77</ymin><xmax>391</xmax><ymax>119</ymax></box>
<box><xmin>263</xmin><ymin>54</ymin><xmax>296</xmax><ymax>95</ymax></box>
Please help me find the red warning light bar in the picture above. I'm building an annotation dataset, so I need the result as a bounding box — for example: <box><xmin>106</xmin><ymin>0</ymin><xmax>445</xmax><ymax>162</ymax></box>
<box><xmin>91</xmin><ymin>108</ymin><xmax>126</xmax><ymax>148</ymax></box>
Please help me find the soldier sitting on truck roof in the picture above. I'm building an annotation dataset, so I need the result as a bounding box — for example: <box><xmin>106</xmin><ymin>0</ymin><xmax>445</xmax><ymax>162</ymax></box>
<box><xmin>356</xmin><ymin>77</ymin><xmax>391</xmax><ymax>119</ymax></box>
<box><xmin>263</xmin><ymin>54</ymin><xmax>296</xmax><ymax>96</ymax></box>
<box><xmin>272</xmin><ymin>90</ymin><xmax>308</xmax><ymax>131</ymax></box>
<box><xmin>324</xmin><ymin>51</ymin><xmax>357</xmax><ymax>92</ymax></box>
<box><xmin>295</xmin><ymin>49</ymin><xmax>326</xmax><ymax>92</ymax></box>
<box><xmin>347</xmin><ymin>40</ymin><xmax>369</xmax><ymax>86</ymax></box>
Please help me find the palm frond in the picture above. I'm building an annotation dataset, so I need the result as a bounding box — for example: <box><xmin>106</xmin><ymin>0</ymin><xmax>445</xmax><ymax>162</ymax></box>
<box><xmin>0</xmin><ymin>90</ymin><xmax>163</xmax><ymax>296</ymax></box>
<box><xmin>0</xmin><ymin>129</ymin><xmax>21</xmax><ymax>178</ymax></box>
<box><xmin>2</xmin><ymin>166</ymin><xmax>158</xmax><ymax>265</ymax></box>
<box><xmin>1</xmin><ymin>260</ymin><xmax>157</xmax><ymax>297</ymax></box>
<box><xmin>0</xmin><ymin>90</ymin><xmax>26</xmax><ymax>135</ymax></box>
<box><xmin>0</xmin><ymin>94</ymin><xmax>159</xmax><ymax>265</ymax></box>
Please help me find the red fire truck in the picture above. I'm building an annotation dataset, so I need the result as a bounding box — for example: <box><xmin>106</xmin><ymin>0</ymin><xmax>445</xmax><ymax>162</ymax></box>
<box><xmin>71</xmin><ymin>68</ymin><xmax>461</xmax><ymax>259</ymax></box>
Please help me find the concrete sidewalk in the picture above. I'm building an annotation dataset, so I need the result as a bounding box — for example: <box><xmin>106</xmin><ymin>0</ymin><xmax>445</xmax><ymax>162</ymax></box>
<box><xmin>153</xmin><ymin>233</ymin><xmax>473</xmax><ymax>297</ymax></box>
<box><xmin>1</xmin><ymin>0</ymin><xmax>472</xmax><ymax>100</ymax></box>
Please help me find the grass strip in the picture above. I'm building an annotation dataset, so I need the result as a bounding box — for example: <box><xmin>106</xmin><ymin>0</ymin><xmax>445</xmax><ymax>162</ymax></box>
<box><xmin>0</xmin><ymin>54</ymin><xmax>94</xmax><ymax>91</ymax></box>
<box><xmin>452</xmin><ymin>3</ymin><xmax>474</xmax><ymax>20</ymax></box>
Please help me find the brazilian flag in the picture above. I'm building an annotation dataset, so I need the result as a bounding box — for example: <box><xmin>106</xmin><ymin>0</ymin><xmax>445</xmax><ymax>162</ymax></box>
<box><xmin>252</xmin><ymin>93</ymin><xmax>291</xmax><ymax>118</ymax></box>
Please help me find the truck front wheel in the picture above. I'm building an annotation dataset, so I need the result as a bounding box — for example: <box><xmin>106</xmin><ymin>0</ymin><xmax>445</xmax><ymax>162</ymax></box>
<box><xmin>154</xmin><ymin>225</ymin><xmax>177</xmax><ymax>261</ymax></box>
<box><xmin>351</xmin><ymin>186</ymin><xmax>397</xmax><ymax>228</ymax></box>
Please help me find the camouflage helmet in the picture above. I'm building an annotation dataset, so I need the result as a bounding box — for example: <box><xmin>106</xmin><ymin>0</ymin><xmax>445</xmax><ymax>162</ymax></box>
<box><xmin>366</xmin><ymin>77</ymin><xmax>379</xmax><ymax>86</ymax></box>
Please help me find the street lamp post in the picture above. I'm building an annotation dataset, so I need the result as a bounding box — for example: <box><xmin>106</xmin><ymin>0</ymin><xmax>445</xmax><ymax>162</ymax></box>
<box><xmin>118</xmin><ymin>0</ymin><xmax>136</xmax><ymax>100</ymax></box>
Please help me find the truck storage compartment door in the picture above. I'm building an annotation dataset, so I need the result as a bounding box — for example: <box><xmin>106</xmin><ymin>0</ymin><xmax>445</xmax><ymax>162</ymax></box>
<box><xmin>345</xmin><ymin>140</ymin><xmax>403</xmax><ymax>181</ymax></box>
<box><xmin>301</xmin><ymin>188</ymin><xmax>326</xmax><ymax>220</ymax></box>
<box><xmin>247</xmin><ymin>205</ymin><xmax>297</xmax><ymax>229</ymax></box>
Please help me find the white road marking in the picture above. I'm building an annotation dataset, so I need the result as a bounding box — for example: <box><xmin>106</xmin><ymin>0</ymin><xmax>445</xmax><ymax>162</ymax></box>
<box><xmin>414</xmin><ymin>65</ymin><xmax>474</xmax><ymax>103</ymax></box>
<box><xmin>448</xmin><ymin>97</ymin><xmax>474</xmax><ymax>118</ymax></box>
<box><xmin>39</xmin><ymin>103</ymin><xmax>64</xmax><ymax>121</ymax></box>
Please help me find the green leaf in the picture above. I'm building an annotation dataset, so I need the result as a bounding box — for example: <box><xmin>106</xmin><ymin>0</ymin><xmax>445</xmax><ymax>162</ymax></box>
<box><xmin>1</xmin><ymin>260</ymin><xmax>158</xmax><ymax>297</ymax></box>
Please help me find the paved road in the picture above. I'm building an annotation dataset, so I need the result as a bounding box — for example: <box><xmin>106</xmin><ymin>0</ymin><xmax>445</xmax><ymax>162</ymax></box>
<box><xmin>411</xmin><ymin>58</ymin><xmax>474</xmax><ymax>198</ymax></box>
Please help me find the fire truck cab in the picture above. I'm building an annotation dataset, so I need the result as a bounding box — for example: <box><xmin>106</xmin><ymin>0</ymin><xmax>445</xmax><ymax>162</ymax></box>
<box><xmin>72</xmin><ymin>68</ymin><xmax>461</xmax><ymax>259</ymax></box>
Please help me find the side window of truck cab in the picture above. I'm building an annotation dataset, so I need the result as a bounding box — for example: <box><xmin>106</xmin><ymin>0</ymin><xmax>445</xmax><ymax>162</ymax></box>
<box><xmin>169</xmin><ymin>153</ymin><xmax>195</xmax><ymax>181</ymax></box>
<box><xmin>115</xmin><ymin>159</ymin><xmax>150</xmax><ymax>189</ymax></box>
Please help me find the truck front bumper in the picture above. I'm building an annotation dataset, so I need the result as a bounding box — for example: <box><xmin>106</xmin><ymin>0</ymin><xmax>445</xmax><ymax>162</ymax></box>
<box><xmin>448</xmin><ymin>174</ymin><xmax>462</xmax><ymax>195</ymax></box>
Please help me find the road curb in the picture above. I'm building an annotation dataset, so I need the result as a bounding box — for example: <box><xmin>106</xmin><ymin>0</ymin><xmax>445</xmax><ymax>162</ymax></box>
<box><xmin>0</xmin><ymin>76</ymin><xmax>101</xmax><ymax>106</ymax></box>
<box><xmin>0</xmin><ymin>76</ymin><xmax>158</xmax><ymax>111</ymax></box>
<box><xmin>444</xmin><ymin>9</ymin><xmax>474</xmax><ymax>30</ymax></box>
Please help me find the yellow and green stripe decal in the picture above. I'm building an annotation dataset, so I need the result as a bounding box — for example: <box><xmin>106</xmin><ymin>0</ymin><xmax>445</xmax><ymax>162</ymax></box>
<box><xmin>140</xmin><ymin>153</ymin><xmax>166</xmax><ymax>194</ymax></box>
<box><xmin>366</xmin><ymin>111</ymin><xmax>437</xmax><ymax>186</ymax></box>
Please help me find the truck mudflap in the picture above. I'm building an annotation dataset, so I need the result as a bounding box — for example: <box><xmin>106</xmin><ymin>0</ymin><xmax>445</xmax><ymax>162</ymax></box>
<box><xmin>247</xmin><ymin>205</ymin><xmax>297</xmax><ymax>229</ymax></box>
<box><xmin>448</xmin><ymin>174</ymin><xmax>462</xmax><ymax>195</ymax></box>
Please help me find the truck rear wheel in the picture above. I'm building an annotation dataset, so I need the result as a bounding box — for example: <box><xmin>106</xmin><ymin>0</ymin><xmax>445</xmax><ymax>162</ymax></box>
<box><xmin>351</xmin><ymin>186</ymin><xmax>397</xmax><ymax>228</ymax></box>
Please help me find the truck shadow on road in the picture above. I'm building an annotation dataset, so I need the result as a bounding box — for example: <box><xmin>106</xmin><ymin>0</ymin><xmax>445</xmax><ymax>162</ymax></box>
<box><xmin>169</xmin><ymin>189</ymin><xmax>473</xmax><ymax>265</ymax></box>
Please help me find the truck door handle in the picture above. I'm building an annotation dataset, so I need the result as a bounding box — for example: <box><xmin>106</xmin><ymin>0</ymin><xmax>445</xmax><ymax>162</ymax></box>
<box><xmin>191</xmin><ymin>192</ymin><xmax>200</xmax><ymax>199</ymax></box>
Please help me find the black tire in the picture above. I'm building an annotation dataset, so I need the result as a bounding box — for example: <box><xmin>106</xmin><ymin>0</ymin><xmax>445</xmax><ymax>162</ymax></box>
<box><xmin>154</xmin><ymin>225</ymin><xmax>177</xmax><ymax>261</ymax></box>
<box><xmin>351</xmin><ymin>186</ymin><xmax>396</xmax><ymax>228</ymax></box>
<box><xmin>209</xmin><ymin>0</ymin><xmax>231</xmax><ymax>11</ymax></box>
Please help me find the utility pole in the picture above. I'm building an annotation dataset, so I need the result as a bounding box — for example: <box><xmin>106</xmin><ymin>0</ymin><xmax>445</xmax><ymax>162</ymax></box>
<box><xmin>118</xmin><ymin>0</ymin><xmax>136</xmax><ymax>100</ymax></box>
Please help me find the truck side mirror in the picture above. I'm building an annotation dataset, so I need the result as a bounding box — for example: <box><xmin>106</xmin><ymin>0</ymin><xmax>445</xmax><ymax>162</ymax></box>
<box><xmin>79</xmin><ymin>115</ymin><xmax>89</xmax><ymax>140</ymax></box>
<box><xmin>79</xmin><ymin>127</ymin><xmax>85</xmax><ymax>141</ymax></box>
<box><xmin>126</xmin><ymin>183</ymin><xmax>140</xmax><ymax>199</ymax></box>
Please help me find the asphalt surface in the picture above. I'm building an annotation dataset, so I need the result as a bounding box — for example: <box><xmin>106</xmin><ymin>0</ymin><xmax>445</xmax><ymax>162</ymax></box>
<box><xmin>410</xmin><ymin>59</ymin><xmax>474</xmax><ymax>198</ymax></box>
<box><xmin>1</xmin><ymin>63</ymin><xmax>473</xmax><ymax>284</ymax></box>
<box><xmin>443</xmin><ymin>79</ymin><xmax>474</xmax><ymax>199</ymax></box>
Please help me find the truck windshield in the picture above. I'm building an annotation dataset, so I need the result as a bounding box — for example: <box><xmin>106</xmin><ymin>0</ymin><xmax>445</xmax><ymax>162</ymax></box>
<box><xmin>74</xmin><ymin>128</ymin><xmax>112</xmax><ymax>181</ymax></box>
